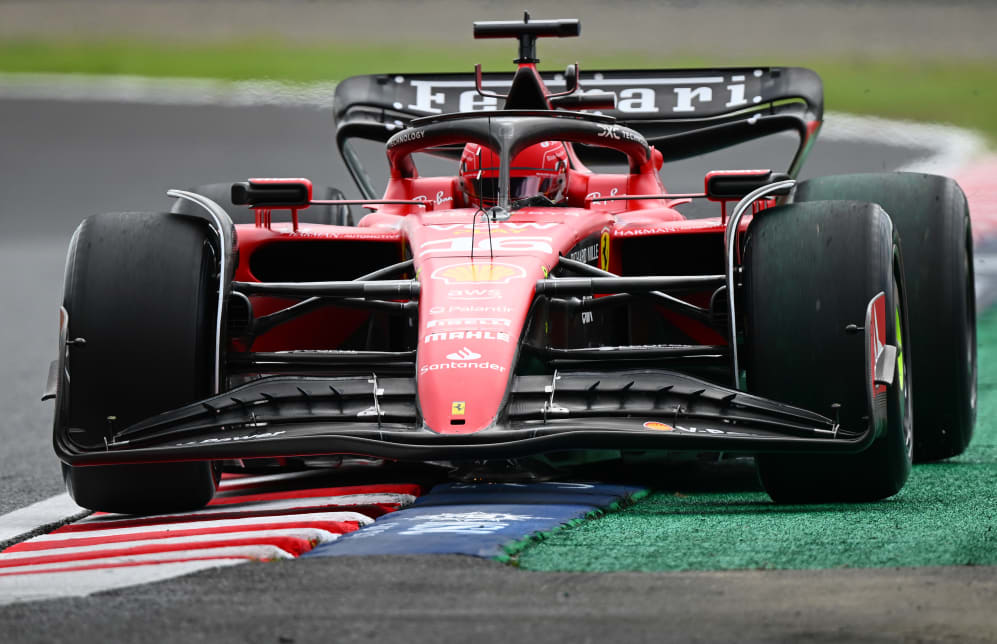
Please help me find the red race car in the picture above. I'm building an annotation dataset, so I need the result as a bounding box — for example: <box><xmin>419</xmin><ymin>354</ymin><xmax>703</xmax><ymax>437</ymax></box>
<box><xmin>49</xmin><ymin>15</ymin><xmax>976</xmax><ymax>513</ymax></box>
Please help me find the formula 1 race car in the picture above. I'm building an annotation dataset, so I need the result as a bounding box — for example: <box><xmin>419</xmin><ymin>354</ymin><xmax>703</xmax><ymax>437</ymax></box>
<box><xmin>48</xmin><ymin>15</ymin><xmax>976</xmax><ymax>513</ymax></box>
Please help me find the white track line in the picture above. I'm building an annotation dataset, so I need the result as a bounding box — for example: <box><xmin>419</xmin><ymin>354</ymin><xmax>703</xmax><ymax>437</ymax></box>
<box><xmin>0</xmin><ymin>546</ymin><xmax>293</xmax><ymax>576</ymax></box>
<box><xmin>0</xmin><ymin>528</ymin><xmax>339</xmax><ymax>563</ymax></box>
<box><xmin>0</xmin><ymin>493</ymin><xmax>89</xmax><ymax>547</ymax></box>
<box><xmin>0</xmin><ymin>559</ymin><xmax>247</xmax><ymax>605</ymax></box>
<box><xmin>819</xmin><ymin>111</ymin><xmax>985</xmax><ymax>175</ymax></box>
<box><xmin>0</xmin><ymin>490</ymin><xmax>406</xmax><ymax>553</ymax></box>
<box><xmin>30</xmin><ymin>511</ymin><xmax>371</xmax><ymax>542</ymax></box>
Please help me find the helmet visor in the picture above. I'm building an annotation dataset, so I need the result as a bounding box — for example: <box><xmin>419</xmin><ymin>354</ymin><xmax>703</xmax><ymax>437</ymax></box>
<box><xmin>466</xmin><ymin>176</ymin><xmax>559</xmax><ymax>205</ymax></box>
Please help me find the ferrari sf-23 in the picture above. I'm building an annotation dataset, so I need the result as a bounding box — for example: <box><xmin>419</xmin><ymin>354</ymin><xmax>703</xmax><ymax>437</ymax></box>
<box><xmin>47</xmin><ymin>15</ymin><xmax>976</xmax><ymax>513</ymax></box>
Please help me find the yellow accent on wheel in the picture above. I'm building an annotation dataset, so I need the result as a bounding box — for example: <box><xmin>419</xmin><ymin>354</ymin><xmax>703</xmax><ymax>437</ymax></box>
<box><xmin>895</xmin><ymin>306</ymin><xmax>905</xmax><ymax>391</ymax></box>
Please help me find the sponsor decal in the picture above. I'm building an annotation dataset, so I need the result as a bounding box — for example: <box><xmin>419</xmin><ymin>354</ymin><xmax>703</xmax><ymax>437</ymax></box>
<box><xmin>280</xmin><ymin>229</ymin><xmax>401</xmax><ymax>240</ymax></box>
<box><xmin>388</xmin><ymin>129</ymin><xmax>426</xmax><ymax>148</ymax></box>
<box><xmin>429</xmin><ymin>304</ymin><xmax>513</xmax><ymax>314</ymax></box>
<box><xmin>586</xmin><ymin>187</ymin><xmax>619</xmax><ymax>206</ymax></box>
<box><xmin>387</xmin><ymin>128</ymin><xmax>424</xmax><ymax>146</ymax></box>
<box><xmin>419</xmin><ymin>360</ymin><xmax>506</xmax><ymax>376</ymax></box>
<box><xmin>568</xmin><ymin>244</ymin><xmax>598</xmax><ymax>264</ymax></box>
<box><xmin>425</xmin><ymin>330</ymin><xmax>510</xmax><ymax>344</ymax></box>
<box><xmin>600</xmin><ymin>229</ymin><xmax>611</xmax><ymax>271</ymax></box>
<box><xmin>420</xmin><ymin>236</ymin><xmax>553</xmax><ymax>256</ymax></box>
<box><xmin>414</xmin><ymin>191</ymin><xmax>454</xmax><ymax>206</ymax></box>
<box><xmin>397</xmin><ymin>511</ymin><xmax>554</xmax><ymax>536</ymax></box>
<box><xmin>451</xmin><ymin>401</ymin><xmax>466</xmax><ymax>416</ymax></box>
<box><xmin>426</xmin><ymin>318</ymin><xmax>512</xmax><ymax>328</ymax></box>
<box><xmin>674</xmin><ymin>426</ymin><xmax>747</xmax><ymax>436</ymax></box>
<box><xmin>615</xmin><ymin>227</ymin><xmax>692</xmax><ymax>237</ymax></box>
<box><xmin>176</xmin><ymin>430</ymin><xmax>286</xmax><ymax>446</ymax></box>
<box><xmin>445</xmin><ymin>347</ymin><xmax>481</xmax><ymax>361</ymax></box>
<box><xmin>596</xmin><ymin>123</ymin><xmax>643</xmax><ymax>143</ymax></box>
<box><xmin>406</xmin><ymin>76</ymin><xmax>760</xmax><ymax>115</ymax></box>
<box><xmin>447</xmin><ymin>288</ymin><xmax>502</xmax><ymax>301</ymax></box>
<box><xmin>431</xmin><ymin>262</ymin><xmax>526</xmax><ymax>285</ymax></box>
<box><xmin>641</xmin><ymin>422</ymin><xmax>749</xmax><ymax>436</ymax></box>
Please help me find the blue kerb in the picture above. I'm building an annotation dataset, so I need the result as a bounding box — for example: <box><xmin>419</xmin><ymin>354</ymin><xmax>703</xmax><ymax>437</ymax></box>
<box><xmin>306</xmin><ymin>481</ymin><xmax>645</xmax><ymax>558</ymax></box>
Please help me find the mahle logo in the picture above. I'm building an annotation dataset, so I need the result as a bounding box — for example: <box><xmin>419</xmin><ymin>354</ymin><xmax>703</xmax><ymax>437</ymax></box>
<box><xmin>431</xmin><ymin>262</ymin><xmax>526</xmax><ymax>285</ymax></box>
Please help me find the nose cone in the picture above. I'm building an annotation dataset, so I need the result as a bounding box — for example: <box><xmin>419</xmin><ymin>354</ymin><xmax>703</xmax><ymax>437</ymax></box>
<box><xmin>416</xmin><ymin>258</ymin><xmax>542</xmax><ymax>433</ymax></box>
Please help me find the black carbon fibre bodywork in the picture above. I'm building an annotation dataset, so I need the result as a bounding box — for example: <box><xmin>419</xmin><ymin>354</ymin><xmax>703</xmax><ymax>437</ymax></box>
<box><xmin>54</xmin><ymin>368</ymin><xmax>883</xmax><ymax>467</ymax></box>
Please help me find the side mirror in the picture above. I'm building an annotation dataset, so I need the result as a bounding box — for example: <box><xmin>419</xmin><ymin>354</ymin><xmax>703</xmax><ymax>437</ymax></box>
<box><xmin>563</xmin><ymin>63</ymin><xmax>578</xmax><ymax>93</ymax></box>
<box><xmin>705</xmin><ymin>170</ymin><xmax>791</xmax><ymax>201</ymax></box>
<box><xmin>232</xmin><ymin>178</ymin><xmax>313</xmax><ymax>208</ymax></box>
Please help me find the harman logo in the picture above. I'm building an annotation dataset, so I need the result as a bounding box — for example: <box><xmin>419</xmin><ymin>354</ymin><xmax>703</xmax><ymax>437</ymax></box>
<box><xmin>446</xmin><ymin>347</ymin><xmax>482</xmax><ymax>361</ymax></box>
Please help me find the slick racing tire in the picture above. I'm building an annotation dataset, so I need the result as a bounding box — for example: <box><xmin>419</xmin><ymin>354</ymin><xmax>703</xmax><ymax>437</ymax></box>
<box><xmin>744</xmin><ymin>200</ymin><xmax>913</xmax><ymax>503</ymax></box>
<box><xmin>60</xmin><ymin>212</ymin><xmax>219</xmax><ymax>514</ymax></box>
<box><xmin>794</xmin><ymin>173</ymin><xmax>976</xmax><ymax>462</ymax></box>
<box><xmin>171</xmin><ymin>182</ymin><xmax>354</xmax><ymax>226</ymax></box>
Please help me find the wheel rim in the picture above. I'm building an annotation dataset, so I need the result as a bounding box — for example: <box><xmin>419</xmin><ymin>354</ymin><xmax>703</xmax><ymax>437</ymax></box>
<box><xmin>966</xmin><ymin>221</ymin><xmax>977</xmax><ymax>415</ymax></box>
<box><xmin>895</xmin><ymin>279</ymin><xmax>913</xmax><ymax>463</ymax></box>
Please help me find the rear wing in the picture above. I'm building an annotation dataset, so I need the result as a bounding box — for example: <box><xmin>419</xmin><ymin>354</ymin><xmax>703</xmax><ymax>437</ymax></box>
<box><xmin>334</xmin><ymin>67</ymin><xmax>823</xmax><ymax>198</ymax></box>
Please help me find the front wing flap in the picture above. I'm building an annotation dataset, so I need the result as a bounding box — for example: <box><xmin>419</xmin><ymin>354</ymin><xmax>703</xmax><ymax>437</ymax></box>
<box><xmin>55</xmin><ymin>366</ymin><xmax>882</xmax><ymax>467</ymax></box>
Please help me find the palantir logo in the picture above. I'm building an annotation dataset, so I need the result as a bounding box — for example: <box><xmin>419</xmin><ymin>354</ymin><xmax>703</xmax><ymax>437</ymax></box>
<box><xmin>445</xmin><ymin>347</ymin><xmax>481</xmax><ymax>361</ymax></box>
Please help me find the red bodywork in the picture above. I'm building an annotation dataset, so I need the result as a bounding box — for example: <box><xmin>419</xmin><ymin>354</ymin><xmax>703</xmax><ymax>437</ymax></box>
<box><xmin>234</xmin><ymin>146</ymin><xmax>742</xmax><ymax>435</ymax></box>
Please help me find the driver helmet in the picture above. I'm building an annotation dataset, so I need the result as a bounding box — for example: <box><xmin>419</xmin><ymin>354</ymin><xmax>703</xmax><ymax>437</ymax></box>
<box><xmin>459</xmin><ymin>141</ymin><xmax>569</xmax><ymax>207</ymax></box>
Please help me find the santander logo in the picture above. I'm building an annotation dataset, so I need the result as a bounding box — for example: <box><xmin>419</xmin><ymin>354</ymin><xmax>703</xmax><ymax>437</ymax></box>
<box><xmin>445</xmin><ymin>347</ymin><xmax>482</xmax><ymax>361</ymax></box>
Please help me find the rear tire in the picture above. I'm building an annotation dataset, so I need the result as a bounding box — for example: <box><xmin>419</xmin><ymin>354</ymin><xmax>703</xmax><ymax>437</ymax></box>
<box><xmin>794</xmin><ymin>173</ymin><xmax>976</xmax><ymax>461</ymax></box>
<box><xmin>744</xmin><ymin>201</ymin><xmax>913</xmax><ymax>503</ymax></box>
<box><xmin>60</xmin><ymin>212</ymin><xmax>219</xmax><ymax>514</ymax></box>
<box><xmin>171</xmin><ymin>182</ymin><xmax>354</xmax><ymax>226</ymax></box>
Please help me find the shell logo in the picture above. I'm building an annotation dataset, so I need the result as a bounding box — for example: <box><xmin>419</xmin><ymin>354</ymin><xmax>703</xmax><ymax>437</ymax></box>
<box><xmin>643</xmin><ymin>421</ymin><xmax>675</xmax><ymax>431</ymax></box>
<box><xmin>431</xmin><ymin>262</ymin><xmax>526</xmax><ymax>285</ymax></box>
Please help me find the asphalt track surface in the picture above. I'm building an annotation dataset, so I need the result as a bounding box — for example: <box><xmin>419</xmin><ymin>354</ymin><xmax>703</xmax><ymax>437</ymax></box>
<box><xmin>0</xmin><ymin>98</ymin><xmax>992</xmax><ymax>641</ymax></box>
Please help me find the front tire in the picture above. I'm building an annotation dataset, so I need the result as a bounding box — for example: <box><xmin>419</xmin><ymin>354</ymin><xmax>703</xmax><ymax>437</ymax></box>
<box><xmin>793</xmin><ymin>173</ymin><xmax>975</xmax><ymax>462</ymax></box>
<box><xmin>744</xmin><ymin>200</ymin><xmax>913</xmax><ymax>503</ymax></box>
<box><xmin>59</xmin><ymin>212</ymin><xmax>219</xmax><ymax>514</ymax></box>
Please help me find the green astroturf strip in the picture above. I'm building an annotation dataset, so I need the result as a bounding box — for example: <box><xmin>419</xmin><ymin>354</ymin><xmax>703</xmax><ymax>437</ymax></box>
<box><xmin>516</xmin><ymin>310</ymin><xmax>997</xmax><ymax>572</ymax></box>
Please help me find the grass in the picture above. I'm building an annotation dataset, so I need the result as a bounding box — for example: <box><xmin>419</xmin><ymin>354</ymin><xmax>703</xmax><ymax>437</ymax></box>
<box><xmin>0</xmin><ymin>40</ymin><xmax>995</xmax><ymax>140</ymax></box>
<box><xmin>515</xmin><ymin>307</ymin><xmax>997</xmax><ymax>572</ymax></box>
